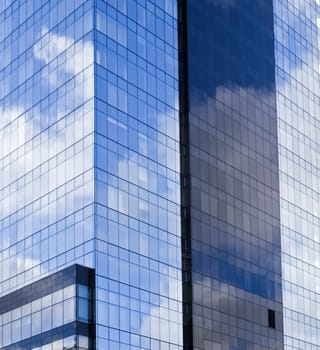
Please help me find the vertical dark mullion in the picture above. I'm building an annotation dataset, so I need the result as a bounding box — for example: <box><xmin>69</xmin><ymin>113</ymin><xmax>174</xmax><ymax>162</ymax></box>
<box><xmin>178</xmin><ymin>1</ymin><xmax>193</xmax><ymax>349</ymax></box>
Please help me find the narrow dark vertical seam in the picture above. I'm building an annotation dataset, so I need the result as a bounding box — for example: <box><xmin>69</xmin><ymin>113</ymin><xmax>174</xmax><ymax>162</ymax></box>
<box><xmin>89</xmin><ymin>268</ymin><xmax>96</xmax><ymax>350</ymax></box>
<box><xmin>177</xmin><ymin>1</ymin><xmax>193</xmax><ymax>349</ymax></box>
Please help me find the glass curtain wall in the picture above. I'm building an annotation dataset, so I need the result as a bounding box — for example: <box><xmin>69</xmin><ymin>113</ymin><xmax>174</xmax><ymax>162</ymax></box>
<box><xmin>93</xmin><ymin>0</ymin><xmax>183</xmax><ymax>349</ymax></box>
<box><xmin>274</xmin><ymin>0</ymin><xmax>320</xmax><ymax>349</ymax></box>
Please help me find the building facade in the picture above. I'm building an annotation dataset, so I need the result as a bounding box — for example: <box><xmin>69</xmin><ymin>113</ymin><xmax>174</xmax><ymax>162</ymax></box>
<box><xmin>181</xmin><ymin>0</ymin><xmax>284</xmax><ymax>349</ymax></box>
<box><xmin>0</xmin><ymin>0</ymin><xmax>182</xmax><ymax>349</ymax></box>
<box><xmin>274</xmin><ymin>1</ymin><xmax>320</xmax><ymax>349</ymax></box>
<box><xmin>0</xmin><ymin>0</ymin><xmax>319</xmax><ymax>350</ymax></box>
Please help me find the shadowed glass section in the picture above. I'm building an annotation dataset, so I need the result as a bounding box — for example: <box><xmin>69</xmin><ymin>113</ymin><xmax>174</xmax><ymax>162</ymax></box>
<box><xmin>182</xmin><ymin>0</ymin><xmax>284</xmax><ymax>349</ymax></box>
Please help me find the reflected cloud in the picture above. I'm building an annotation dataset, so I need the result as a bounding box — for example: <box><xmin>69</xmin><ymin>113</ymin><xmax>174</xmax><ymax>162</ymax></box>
<box><xmin>0</xmin><ymin>27</ymin><xmax>95</xmax><ymax>293</ymax></box>
<box><xmin>185</xmin><ymin>0</ymin><xmax>284</xmax><ymax>347</ymax></box>
<box><xmin>0</xmin><ymin>106</ymin><xmax>25</xmax><ymax>158</ymax></box>
<box><xmin>0</xmin><ymin>106</ymin><xmax>24</xmax><ymax>129</ymax></box>
<box><xmin>96</xmin><ymin>95</ymin><xmax>182</xmax><ymax>343</ymax></box>
<box><xmin>140</xmin><ymin>266</ymin><xmax>182</xmax><ymax>345</ymax></box>
<box><xmin>18</xmin><ymin>257</ymin><xmax>41</xmax><ymax>274</ymax></box>
<box><xmin>274</xmin><ymin>2</ymin><xmax>320</xmax><ymax>348</ymax></box>
<box><xmin>34</xmin><ymin>27</ymin><xmax>73</xmax><ymax>67</ymax></box>
<box><xmin>102</xmin><ymin>99</ymin><xmax>180</xmax><ymax>227</ymax></box>
<box><xmin>34</xmin><ymin>26</ymin><xmax>94</xmax><ymax>102</ymax></box>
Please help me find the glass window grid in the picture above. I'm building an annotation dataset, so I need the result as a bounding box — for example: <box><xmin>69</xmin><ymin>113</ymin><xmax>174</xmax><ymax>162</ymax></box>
<box><xmin>0</xmin><ymin>0</ymin><xmax>95</xmax><ymax>295</ymax></box>
<box><xmin>184</xmin><ymin>0</ymin><xmax>284</xmax><ymax>349</ymax></box>
<box><xmin>0</xmin><ymin>282</ymin><xmax>92</xmax><ymax>349</ymax></box>
<box><xmin>1</xmin><ymin>1</ymin><xmax>182</xmax><ymax>350</ymax></box>
<box><xmin>275</xmin><ymin>0</ymin><xmax>320</xmax><ymax>348</ymax></box>
<box><xmin>0</xmin><ymin>285</ymin><xmax>78</xmax><ymax>347</ymax></box>
<box><xmin>30</xmin><ymin>336</ymin><xmax>79</xmax><ymax>350</ymax></box>
<box><xmin>93</xmin><ymin>1</ymin><xmax>182</xmax><ymax>349</ymax></box>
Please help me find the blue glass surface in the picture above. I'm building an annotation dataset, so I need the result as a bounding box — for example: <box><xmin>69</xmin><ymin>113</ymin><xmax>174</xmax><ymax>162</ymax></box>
<box><xmin>93</xmin><ymin>1</ymin><xmax>182</xmax><ymax>348</ymax></box>
<box><xmin>274</xmin><ymin>1</ymin><xmax>320</xmax><ymax>349</ymax></box>
<box><xmin>0</xmin><ymin>1</ymin><xmax>95</xmax><ymax>299</ymax></box>
<box><xmin>0</xmin><ymin>1</ymin><xmax>182</xmax><ymax>349</ymax></box>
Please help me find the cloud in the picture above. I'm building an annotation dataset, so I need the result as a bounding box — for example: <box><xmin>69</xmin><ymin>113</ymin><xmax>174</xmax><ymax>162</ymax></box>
<box><xmin>0</xmin><ymin>28</ymin><xmax>95</xmax><ymax>293</ymax></box>
<box><xmin>33</xmin><ymin>26</ymin><xmax>93</xmax><ymax>77</ymax></box>
<box><xmin>0</xmin><ymin>106</ymin><xmax>25</xmax><ymax>158</ymax></box>
<box><xmin>140</xmin><ymin>266</ymin><xmax>182</xmax><ymax>345</ymax></box>
<box><xmin>33</xmin><ymin>26</ymin><xmax>94</xmax><ymax>101</ymax></box>
<box><xmin>34</xmin><ymin>27</ymin><xmax>73</xmax><ymax>65</ymax></box>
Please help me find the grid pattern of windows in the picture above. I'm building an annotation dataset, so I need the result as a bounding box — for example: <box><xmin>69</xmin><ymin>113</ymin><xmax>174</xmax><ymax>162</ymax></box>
<box><xmin>185</xmin><ymin>0</ymin><xmax>284</xmax><ymax>349</ymax></box>
<box><xmin>0</xmin><ymin>1</ymin><xmax>182</xmax><ymax>349</ymax></box>
<box><xmin>0</xmin><ymin>1</ymin><xmax>95</xmax><ymax>348</ymax></box>
<box><xmin>28</xmin><ymin>336</ymin><xmax>79</xmax><ymax>350</ymax></box>
<box><xmin>0</xmin><ymin>0</ymin><xmax>95</xmax><ymax>298</ymax></box>
<box><xmin>1</xmin><ymin>285</ymin><xmax>76</xmax><ymax>347</ymax></box>
<box><xmin>274</xmin><ymin>1</ymin><xmax>320</xmax><ymax>349</ymax></box>
<box><xmin>93</xmin><ymin>1</ymin><xmax>182</xmax><ymax>349</ymax></box>
<box><xmin>0</xmin><ymin>264</ymin><xmax>94</xmax><ymax>349</ymax></box>
<box><xmin>0</xmin><ymin>1</ymin><xmax>183</xmax><ymax>349</ymax></box>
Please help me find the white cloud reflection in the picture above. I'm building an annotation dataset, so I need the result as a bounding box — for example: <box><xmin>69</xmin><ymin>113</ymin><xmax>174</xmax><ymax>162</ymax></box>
<box><xmin>140</xmin><ymin>266</ymin><xmax>182</xmax><ymax>345</ymax></box>
<box><xmin>34</xmin><ymin>26</ymin><xmax>94</xmax><ymax>102</ymax></box>
<box><xmin>0</xmin><ymin>27</ymin><xmax>94</xmax><ymax>293</ymax></box>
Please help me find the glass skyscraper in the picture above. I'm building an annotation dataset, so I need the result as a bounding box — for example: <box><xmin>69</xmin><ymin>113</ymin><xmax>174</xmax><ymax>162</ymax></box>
<box><xmin>0</xmin><ymin>0</ymin><xmax>319</xmax><ymax>350</ymax></box>
<box><xmin>0</xmin><ymin>0</ymin><xmax>181</xmax><ymax>349</ymax></box>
